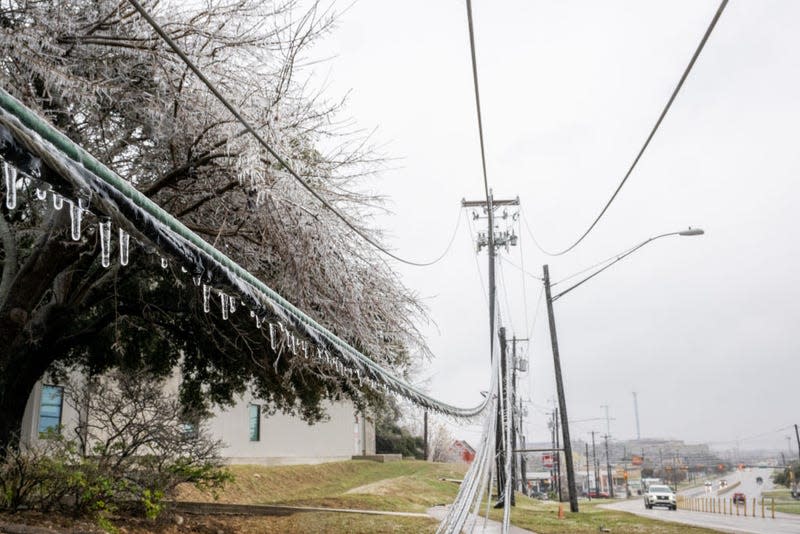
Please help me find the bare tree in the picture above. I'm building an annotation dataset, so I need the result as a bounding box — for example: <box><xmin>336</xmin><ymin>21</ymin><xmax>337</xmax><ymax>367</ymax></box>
<box><xmin>0</xmin><ymin>0</ymin><xmax>427</xmax><ymax>449</ymax></box>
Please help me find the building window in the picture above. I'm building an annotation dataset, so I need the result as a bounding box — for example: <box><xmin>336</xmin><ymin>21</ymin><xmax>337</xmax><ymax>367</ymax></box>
<box><xmin>38</xmin><ymin>385</ymin><xmax>63</xmax><ymax>435</ymax></box>
<box><xmin>248</xmin><ymin>404</ymin><xmax>260</xmax><ymax>441</ymax></box>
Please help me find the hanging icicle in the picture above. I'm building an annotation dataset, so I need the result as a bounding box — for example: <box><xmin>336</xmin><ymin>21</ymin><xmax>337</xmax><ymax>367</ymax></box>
<box><xmin>3</xmin><ymin>162</ymin><xmax>16</xmax><ymax>210</ymax></box>
<box><xmin>229</xmin><ymin>296</ymin><xmax>236</xmax><ymax>313</ymax></box>
<box><xmin>99</xmin><ymin>220</ymin><xmax>111</xmax><ymax>268</ymax></box>
<box><xmin>35</xmin><ymin>188</ymin><xmax>47</xmax><ymax>201</ymax></box>
<box><xmin>220</xmin><ymin>293</ymin><xmax>229</xmax><ymax>320</ymax></box>
<box><xmin>160</xmin><ymin>257</ymin><xmax>168</xmax><ymax>269</ymax></box>
<box><xmin>69</xmin><ymin>201</ymin><xmax>82</xmax><ymax>241</ymax></box>
<box><xmin>255</xmin><ymin>315</ymin><xmax>262</xmax><ymax>329</ymax></box>
<box><xmin>52</xmin><ymin>194</ymin><xmax>63</xmax><ymax>210</ymax></box>
<box><xmin>202</xmin><ymin>284</ymin><xmax>211</xmax><ymax>313</ymax></box>
<box><xmin>192</xmin><ymin>274</ymin><xmax>202</xmax><ymax>286</ymax></box>
<box><xmin>78</xmin><ymin>197</ymin><xmax>90</xmax><ymax>211</ymax></box>
<box><xmin>118</xmin><ymin>229</ymin><xmax>130</xmax><ymax>266</ymax></box>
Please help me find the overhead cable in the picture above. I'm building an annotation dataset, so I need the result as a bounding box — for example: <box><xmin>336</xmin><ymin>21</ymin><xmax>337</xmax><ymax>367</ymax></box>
<box><xmin>464</xmin><ymin>0</ymin><xmax>491</xmax><ymax>205</ymax></box>
<box><xmin>126</xmin><ymin>0</ymin><xmax>456</xmax><ymax>268</ymax></box>
<box><xmin>526</xmin><ymin>0</ymin><xmax>729</xmax><ymax>256</ymax></box>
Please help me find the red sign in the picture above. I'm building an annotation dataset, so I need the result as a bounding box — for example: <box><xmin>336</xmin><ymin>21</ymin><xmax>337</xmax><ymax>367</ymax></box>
<box><xmin>631</xmin><ymin>455</ymin><xmax>643</xmax><ymax>466</ymax></box>
<box><xmin>542</xmin><ymin>453</ymin><xmax>554</xmax><ymax>468</ymax></box>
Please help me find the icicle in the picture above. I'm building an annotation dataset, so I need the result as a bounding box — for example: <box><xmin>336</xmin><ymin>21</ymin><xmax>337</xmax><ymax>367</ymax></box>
<box><xmin>68</xmin><ymin>201</ymin><xmax>82</xmax><ymax>241</ymax></box>
<box><xmin>192</xmin><ymin>274</ymin><xmax>202</xmax><ymax>286</ymax></box>
<box><xmin>269</xmin><ymin>323</ymin><xmax>276</xmax><ymax>350</ymax></box>
<box><xmin>160</xmin><ymin>257</ymin><xmax>168</xmax><ymax>269</ymax></box>
<box><xmin>78</xmin><ymin>197</ymin><xmax>90</xmax><ymax>211</ymax></box>
<box><xmin>3</xmin><ymin>162</ymin><xmax>16</xmax><ymax>210</ymax></box>
<box><xmin>118</xmin><ymin>229</ymin><xmax>130</xmax><ymax>266</ymax></box>
<box><xmin>53</xmin><ymin>194</ymin><xmax>63</xmax><ymax>210</ymax></box>
<box><xmin>255</xmin><ymin>315</ymin><xmax>262</xmax><ymax>329</ymax></box>
<box><xmin>220</xmin><ymin>293</ymin><xmax>229</xmax><ymax>320</ymax></box>
<box><xmin>202</xmin><ymin>284</ymin><xmax>211</xmax><ymax>313</ymax></box>
<box><xmin>99</xmin><ymin>220</ymin><xmax>111</xmax><ymax>268</ymax></box>
<box><xmin>249</xmin><ymin>310</ymin><xmax>255</xmax><ymax>318</ymax></box>
<box><xmin>229</xmin><ymin>297</ymin><xmax>236</xmax><ymax>313</ymax></box>
<box><xmin>181</xmin><ymin>266</ymin><xmax>188</xmax><ymax>273</ymax></box>
<box><xmin>35</xmin><ymin>188</ymin><xmax>47</xmax><ymax>201</ymax></box>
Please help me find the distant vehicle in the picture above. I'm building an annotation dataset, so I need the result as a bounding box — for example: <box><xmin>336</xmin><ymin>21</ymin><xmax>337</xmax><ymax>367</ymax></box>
<box><xmin>732</xmin><ymin>492</ymin><xmax>746</xmax><ymax>504</ymax></box>
<box><xmin>720</xmin><ymin>479</ymin><xmax>727</xmax><ymax>488</ymax></box>
<box><xmin>644</xmin><ymin>484</ymin><xmax>677</xmax><ymax>510</ymax></box>
<box><xmin>586</xmin><ymin>490</ymin><xmax>610</xmax><ymax>498</ymax></box>
<box><xmin>704</xmin><ymin>481</ymin><xmax>712</xmax><ymax>487</ymax></box>
<box><xmin>756</xmin><ymin>476</ymin><xmax>763</xmax><ymax>485</ymax></box>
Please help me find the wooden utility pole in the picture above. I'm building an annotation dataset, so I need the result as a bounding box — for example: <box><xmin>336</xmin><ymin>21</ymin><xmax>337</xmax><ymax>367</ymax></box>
<box><xmin>462</xmin><ymin>196</ymin><xmax>519</xmax><ymax>508</ymax></box>
<box><xmin>543</xmin><ymin>265</ymin><xmax>579</xmax><ymax>512</ymax></box>
<box><xmin>591</xmin><ymin>431</ymin><xmax>600</xmax><ymax>494</ymax></box>
<box><xmin>794</xmin><ymin>424</ymin><xmax>800</xmax><ymax>463</ymax></box>
<box><xmin>604</xmin><ymin>434</ymin><xmax>615</xmax><ymax>498</ymax></box>
<box><xmin>585</xmin><ymin>443</ymin><xmax>591</xmax><ymax>498</ymax></box>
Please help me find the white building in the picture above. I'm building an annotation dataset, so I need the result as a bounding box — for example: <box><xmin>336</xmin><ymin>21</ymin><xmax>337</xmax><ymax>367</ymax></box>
<box><xmin>20</xmin><ymin>375</ymin><xmax>375</xmax><ymax>465</ymax></box>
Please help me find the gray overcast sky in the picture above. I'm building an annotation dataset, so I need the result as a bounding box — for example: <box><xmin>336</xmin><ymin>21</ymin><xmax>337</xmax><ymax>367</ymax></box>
<box><xmin>306</xmin><ymin>0</ymin><xmax>800</xmax><ymax>452</ymax></box>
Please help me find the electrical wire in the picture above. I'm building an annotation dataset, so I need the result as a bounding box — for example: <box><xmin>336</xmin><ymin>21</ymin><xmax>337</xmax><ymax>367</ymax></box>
<box><xmin>464</xmin><ymin>0</ymin><xmax>491</xmax><ymax>206</ymax></box>
<box><xmin>551</xmin><ymin>241</ymin><xmax>642</xmax><ymax>287</ymax></box>
<box><xmin>523</xmin><ymin>0</ymin><xmax>729</xmax><ymax>257</ymax></box>
<box><xmin>499</xmin><ymin>254</ymin><xmax>543</xmax><ymax>282</ymax></box>
<box><xmin>466</xmin><ymin>215</ymin><xmax>489</xmax><ymax>309</ymax></box>
<box><xmin>126</xmin><ymin>0</ymin><xmax>458</xmax><ymax>268</ymax></box>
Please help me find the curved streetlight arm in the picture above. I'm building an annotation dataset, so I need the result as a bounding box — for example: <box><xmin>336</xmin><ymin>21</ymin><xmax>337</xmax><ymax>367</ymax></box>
<box><xmin>551</xmin><ymin>228</ymin><xmax>703</xmax><ymax>302</ymax></box>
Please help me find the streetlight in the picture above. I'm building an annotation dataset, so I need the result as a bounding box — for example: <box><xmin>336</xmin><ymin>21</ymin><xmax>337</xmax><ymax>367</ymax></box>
<box><xmin>543</xmin><ymin>227</ymin><xmax>704</xmax><ymax>513</ymax></box>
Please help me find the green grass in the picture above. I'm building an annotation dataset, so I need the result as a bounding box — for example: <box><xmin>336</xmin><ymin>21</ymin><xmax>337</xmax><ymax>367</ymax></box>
<box><xmin>178</xmin><ymin>460</ymin><xmax>723</xmax><ymax>533</ymax></box>
<box><xmin>178</xmin><ymin>460</ymin><xmax>467</xmax><ymax>512</ymax></box>
<box><xmin>762</xmin><ymin>488</ymin><xmax>800</xmax><ymax>514</ymax></box>
<box><xmin>477</xmin><ymin>495</ymin><xmax>720</xmax><ymax>534</ymax></box>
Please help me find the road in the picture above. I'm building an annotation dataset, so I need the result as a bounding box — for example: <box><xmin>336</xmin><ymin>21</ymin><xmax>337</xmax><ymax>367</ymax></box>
<box><xmin>603</xmin><ymin>468</ymin><xmax>800</xmax><ymax>534</ymax></box>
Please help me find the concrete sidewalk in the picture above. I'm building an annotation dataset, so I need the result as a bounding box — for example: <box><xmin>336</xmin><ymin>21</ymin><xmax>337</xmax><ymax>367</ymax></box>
<box><xmin>427</xmin><ymin>505</ymin><xmax>537</xmax><ymax>534</ymax></box>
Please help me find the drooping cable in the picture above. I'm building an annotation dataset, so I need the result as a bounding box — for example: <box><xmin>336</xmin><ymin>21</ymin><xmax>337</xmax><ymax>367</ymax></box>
<box><xmin>125</xmin><ymin>0</ymin><xmax>456</xmax><ymax>268</ymax></box>
<box><xmin>524</xmin><ymin>0</ymin><xmax>729</xmax><ymax>256</ymax></box>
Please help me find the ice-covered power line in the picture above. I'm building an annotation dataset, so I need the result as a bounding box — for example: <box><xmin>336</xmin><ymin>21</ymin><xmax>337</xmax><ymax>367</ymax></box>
<box><xmin>124</xmin><ymin>0</ymin><xmax>458</xmax><ymax>268</ymax></box>
<box><xmin>0</xmin><ymin>87</ymin><xmax>490</xmax><ymax>419</ymax></box>
<box><xmin>524</xmin><ymin>0</ymin><xmax>729</xmax><ymax>256</ymax></box>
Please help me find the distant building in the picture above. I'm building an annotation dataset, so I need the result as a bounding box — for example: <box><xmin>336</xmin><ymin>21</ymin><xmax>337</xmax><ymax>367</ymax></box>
<box><xmin>447</xmin><ymin>440</ymin><xmax>476</xmax><ymax>464</ymax></box>
<box><xmin>21</xmin><ymin>374</ymin><xmax>375</xmax><ymax>466</ymax></box>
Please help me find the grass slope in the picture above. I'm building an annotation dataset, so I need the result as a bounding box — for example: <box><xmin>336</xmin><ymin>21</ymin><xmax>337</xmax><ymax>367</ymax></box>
<box><xmin>177</xmin><ymin>460</ymin><xmax>466</xmax><ymax>512</ymax></box>
<box><xmin>176</xmin><ymin>460</ymin><xmax>722</xmax><ymax>533</ymax></box>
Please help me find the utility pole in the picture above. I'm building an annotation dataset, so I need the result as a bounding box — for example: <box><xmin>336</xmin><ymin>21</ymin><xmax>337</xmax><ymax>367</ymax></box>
<box><xmin>554</xmin><ymin>407</ymin><xmax>562</xmax><ymax>502</ymax></box>
<box><xmin>462</xmin><ymin>194</ymin><xmax>519</xmax><ymax>356</ymax></box>
<box><xmin>601</xmin><ymin>404</ymin><xmax>612</xmax><ymax>438</ymax></box>
<box><xmin>632</xmin><ymin>392</ymin><xmax>641</xmax><ymax>442</ymax></box>
<box><xmin>463</xmin><ymin>195</ymin><xmax>519</xmax><ymax>508</ymax></box>
<box><xmin>512</xmin><ymin>336</ymin><xmax>529</xmax><ymax>495</ymax></box>
<box><xmin>424</xmin><ymin>410</ymin><xmax>428</xmax><ymax>461</ymax></box>
<box><xmin>585</xmin><ymin>443</ymin><xmax>591</xmax><ymax>498</ymax></box>
<box><xmin>543</xmin><ymin>264</ymin><xmax>579</xmax><ymax>512</ymax></box>
<box><xmin>604</xmin><ymin>434</ymin><xmax>615</xmax><ymax>498</ymax></box>
<box><xmin>795</xmin><ymin>424</ymin><xmax>800</xmax><ymax>463</ymax></box>
<box><xmin>495</xmin><ymin>327</ymin><xmax>509</xmax><ymax>506</ymax></box>
<box><xmin>591</xmin><ymin>431</ymin><xmax>600</xmax><ymax>495</ymax></box>
<box><xmin>519</xmin><ymin>396</ymin><xmax>528</xmax><ymax>494</ymax></box>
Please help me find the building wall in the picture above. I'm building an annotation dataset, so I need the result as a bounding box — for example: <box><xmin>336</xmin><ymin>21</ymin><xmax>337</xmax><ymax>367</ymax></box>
<box><xmin>21</xmin><ymin>376</ymin><xmax>375</xmax><ymax>465</ymax></box>
<box><xmin>206</xmin><ymin>394</ymin><xmax>375</xmax><ymax>465</ymax></box>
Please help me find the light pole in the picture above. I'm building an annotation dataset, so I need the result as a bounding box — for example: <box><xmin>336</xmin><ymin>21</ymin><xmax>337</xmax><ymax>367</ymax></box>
<box><xmin>543</xmin><ymin>227</ymin><xmax>703</xmax><ymax>513</ymax></box>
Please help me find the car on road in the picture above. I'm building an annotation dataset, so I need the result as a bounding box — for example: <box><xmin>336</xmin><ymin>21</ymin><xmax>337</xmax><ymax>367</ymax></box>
<box><xmin>732</xmin><ymin>492</ymin><xmax>746</xmax><ymax>504</ymax></box>
<box><xmin>586</xmin><ymin>490</ymin><xmax>610</xmax><ymax>498</ymax></box>
<box><xmin>644</xmin><ymin>484</ymin><xmax>677</xmax><ymax>510</ymax></box>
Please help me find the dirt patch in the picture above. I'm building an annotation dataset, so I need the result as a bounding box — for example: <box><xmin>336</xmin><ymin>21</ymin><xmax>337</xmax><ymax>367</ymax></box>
<box><xmin>344</xmin><ymin>476</ymin><xmax>408</xmax><ymax>496</ymax></box>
